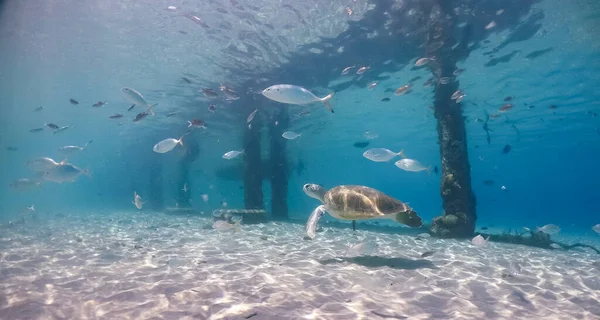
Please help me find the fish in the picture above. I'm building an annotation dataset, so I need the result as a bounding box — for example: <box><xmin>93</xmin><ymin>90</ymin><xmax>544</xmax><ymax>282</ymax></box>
<box><xmin>247</xmin><ymin>109</ymin><xmax>258</xmax><ymax>123</ymax></box>
<box><xmin>182</xmin><ymin>183</ymin><xmax>189</xmax><ymax>192</ymax></box>
<box><xmin>592</xmin><ymin>224</ymin><xmax>600</xmax><ymax>234</ymax></box>
<box><xmin>34</xmin><ymin>106</ymin><xmax>44</xmax><ymax>112</ymax></box>
<box><xmin>504</xmin><ymin>96</ymin><xmax>513</xmax><ymax>102</ymax></box>
<box><xmin>501</xmin><ymin>185</ymin><xmax>507</xmax><ymax>192</ymax></box>
<box><xmin>133</xmin><ymin>191</ymin><xmax>145</xmax><ymax>209</ymax></box>
<box><xmin>69</xmin><ymin>99</ymin><xmax>79</xmax><ymax>105</ymax></box>
<box><xmin>153</xmin><ymin>137</ymin><xmax>184</xmax><ymax>153</ymax></box>
<box><xmin>262</xmin><ymin>84</ymin><xmax>335</xmax><ymax>113</ymax></box>
<box><xmin>6</xmin><ymin>146</ymin><xmax>18</xmax><ymax>151</ymax></box>
<box><xmin>121</xmin><ymin>87</ymin><xmax>156</xmax><ymax>115</ymax></box>
<box><xmin>451</xmin><ymin>90</ymin><xmax>464</xmax><ymax>100</ymax></box>
<box><xmin>220</xmin><ymin>85</ymin><xmax>239</xmax><ymax>100</ymax></box>
<box><xmin>353</xmin><ymin>141</ymin><xmax>370</xmax><ymax>148</ymax></box>
<box><xmin>394</xmin><ymin>85</ymin><xmax>410</xmax><ymax>96</ymax></box>
<box><xmin>9</xmin><ymin>178</ymin><xmax>42</xmax><ymax>190</ymax></box>
<box><xmin>222</xmin><ymin>150</ymin><xmax>244</xmax><ymax>160</ymax></box>
<box><xmin>188</xmin><ymin>119</ymin><xmax>206</xmax><ymax>128</ymax></box>
<box><xmin>92</xmin><ymin>101</ymin><xmax>107</xmax><ymax>108</ymax></box>
<box><xmin>344</xmin><ymin>7</ymin><xmax>352</xmax><ymax>16</ymax></box>
<box><xmin>201</xmin><ymin>194</ymin><xmax>209</xmax><ymax>203</ymax></box>
<box><xmin>395</xmin><ymin>159</ymin><xmax>431</xmax><ymax>174</ymax></box>
<box><xmin>472</xmin><ymin>235</ymin><xmax>489</xmax><ymax>247</ymax></box>
<box><xmin>415</xmin><ymin>57</ymin><xmax>434</xmax><ymax>66</ymax></box>
<box><xmin>167</xmin><ymin>112</ymin><xmax>178</xmax><ymax>117</ymax></box>
<box><xmin>420</xmin><ymin>250</ymin><xmax>435</xmax><ymax>258</ymax></box>
<box><xmin>43</xmin><ymin>162</ymin><xmax>90</xmax><ymax>183</ymax></box>
<box><xmin>456</xmin><ymin>94</ymin><xmax>466</xmax><ymax>103</ymax></box>
<box><xmin>481</xmin><ymin>227</ymin><xmax>489</xmax><ymax>230</ymax></box>
<box><xmin>345</xmin><ymin>241</ymin><xmax>377</xmax><ymax>257</ymax></box>
<box><xmin>127</xmin><ymin>104</ymin><xmax>135</xmax><ymax>111</ymax></box>
<box><xmin>46</xmin><ymin>123</ymin><xmax>59</xmax><ymax>130</ymax></box>
<box><xmin>26</xmin><ymin>157</ymin><xmax>64</xmax><ymax>172</ymax></box>
<box><xmin>499</xmin><ymin>104</ymin><xmax>513</xmax><ymax>112</ymax></box>
<box><xmin>433</xmin><ymin>166</ymin><xmax>438</xmax><ymax>174</ymax></box>
<box><xmin>417</xmin><ymin>233</ymin><xmax>431</xmax><ymax>238</ymax></box>
<box><xmin>282</xmin><ymin>131</ymin><xmax>301</xmax><ymax>140</ymax></box>
<box><xmin>201</xmin><ymin>88</ymin><xmax>218</xmax><ymax>97</ymax></box>
<box><xmin>537</xmin><ymin>224</ymin><xmax>560</xmax><ymax>235</ymax></box>
<box><xmin>550</xmin><ymin>243</ymin><xmax>562</xmax><ymax>249</ymax></box>
<box><xmin>497</xmin><ymin>9</ymin><xmax>504</xmax><ymax>15</ymax></box>
<box><xmin>485</xmin><ymin>21</ymin><xmax>496</xmax><ymax>30</ymax></box>
<box><xmin>59</xmin><ymin>140</ymin><xmax>93</xmax><ymax>154</ymax></box>
<box><xmin>408</xmin><ymin>76</ymin><xmax>422</xmax><ymax>83</ymax></box>
<box><xmin>363</xmin><ymin>131</ymin><xmax>378</xmax><ymax>140</ymax></box>
<box><xmin>29</xmin><ymin>128</ymin><xmax>44</xmax><ymax>133</ymax></box>
<box><xmin>502</xmin><ymin>144</ymin><xmax>512</xmax><ymax>154</ymax></box>
<box><xmin>53</xmin><ymin>126</ymin><xmax>72</xmax><ymax>134</ymax></box>
<box><xmin>182</xmin><ymin>77</ymin><xmax>192</xmax><ymax>84</ymax></box>
<box><xmin>208</xmin><ymin>104</ymin><xmax>217</xmax><ymax>113</ymax></box>
<box><xmin>368</xmin><ymin>82</ymin><xmax>378</xmax><ymax>90</ymax></box>
<box><xmin>356</xmin><ymin>66</ymin><xmax>370</xmax><ymax>74</ymax></box>
<box><xmin>381</xmin><ymin>97</ymin><xmax>391</xmax><ymax>102</ymax></box>
<box><xmin>483</xmin><ymin>180</ymin><xmax>495</xmax><ymax>186</ymax></box>
<box><xmin>341</xmin><ymin>66</ymin><xmax>355</xmax><ymax>75</ymax></box>
<box><xmin>363</xmin><ymin>148</ymin><xmax>405</xmax><ymax>162</ymax></box>
<box><xmin>213</xmin><ymin>219</ymin><xmax>242</xmax><ymax>231</ymax></box>
<box><xmin>20</xmin><ymin>204</ymin><xmax>35</xmax><ymax>216</ymax></box>
<box><xmin>109</xmin><ymin>114</ymin><xmax>124</xmax><ymax>119</ymax></box>
<box><xmin>423</xmin><ymin>78</ymin><xmax>435</xmax><ymax>86</ymax></box>
<box><xmin>453</xmin><ymin>69</ymin><xmax>466</xmax><ymax>76</ymax></box>
<box><xmin>133</xmin><ymin>111</ymin><xmax>150</xmax><ymax>122</ymax></box>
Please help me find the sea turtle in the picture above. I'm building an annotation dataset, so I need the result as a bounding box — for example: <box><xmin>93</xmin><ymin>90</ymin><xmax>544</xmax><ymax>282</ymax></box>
<box><xmin>303</xmin><ymin>184</ymin><xmax>423</xmax><ymax>239</ymax></box>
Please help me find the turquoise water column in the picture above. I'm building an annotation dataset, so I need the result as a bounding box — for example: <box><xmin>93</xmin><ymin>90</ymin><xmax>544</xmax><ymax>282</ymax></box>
<box><xmin>176</xmin><ymin>134</ymin><xmax>199</xmax><ymax>208</ymax></box>
<box><xmin>269</xmin><ymin>107</ymin><xmax>289</xmax><ymax>219</ymax></box>
<box><xmin>427</xmin><ymin>0</ymin><xmax>477</xmax><ymax>238</ymax></box>
<box><xmin>147</xmin><ymin>155</ymin><xmax>164</xmax><ymax>211</ymax></box>
<box><xmin>243</xmin><ymin>103</ymin><xmax>264</xmax><ymax>211</ymax></box>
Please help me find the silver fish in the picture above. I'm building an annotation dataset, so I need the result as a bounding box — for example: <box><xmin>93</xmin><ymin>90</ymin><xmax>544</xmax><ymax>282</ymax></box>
<box><xmin>363</xmin><ymin>148</ymin><xmax>405</xmax><ymax>162</ymax></box>
<box><xmin>282</xmin><ymin>131</ymin><xmax>301</xmax><ymax>140</ymax></box>
<box><xmin>537</xmin><ymin>224</ymin><xmax>560</xmax><ymax>235</ymax></box>
<box><xmin>222</xmin><ymin>150</ymin><xmax>244</xmax><ymax>160</ymax></box>
<box><xmin>262</xmin><ymin>84</ymin><xmax>335</xmax><ymax>113</ymax></box>
<box><xmin>247</xmin><ymin>109</ymin><xmax>258</xmax><ymax>123</ymax></box>
<box><xmin>43</xmin><ymin>162</ymin><xmax>89</xmax><ymax>183</ymax></box>
<box><xmin>121</xmin><ymin>87</ymin><xmax>156</xmax><ymax>115</ymax></box>
<box><xmin>394</xmin><ymin>158</ymin><xmax>431</xmax><ymax>174</ymax></box>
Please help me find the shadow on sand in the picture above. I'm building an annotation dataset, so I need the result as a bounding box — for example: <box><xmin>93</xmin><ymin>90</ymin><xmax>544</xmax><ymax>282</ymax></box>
<box><xmin>318</xmin><ymin>255</ymin><xmax>437</xmax><ymax>270</ymax></box>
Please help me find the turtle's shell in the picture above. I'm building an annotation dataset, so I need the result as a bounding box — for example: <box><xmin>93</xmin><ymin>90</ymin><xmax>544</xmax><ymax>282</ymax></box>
<box><xmin>323</xmin><ymin>185</ymin><xmax>410</xmax><ymax>220</ymax></box>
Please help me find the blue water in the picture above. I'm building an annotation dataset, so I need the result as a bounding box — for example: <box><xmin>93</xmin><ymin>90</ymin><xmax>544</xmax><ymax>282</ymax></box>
<box><xmin>1</xmin><ymin>0</ymin><xmax>600</xmax><ymax>318</ymax></box>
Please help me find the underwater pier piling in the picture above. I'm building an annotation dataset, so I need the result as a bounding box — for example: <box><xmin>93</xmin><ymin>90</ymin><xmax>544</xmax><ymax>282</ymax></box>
<box><xmin>243</xmin><ymin>103</ymin><xmax>265</xmax><ymax>218</ymax></box>
<box><xmin>269</xmin><ymin>107</ymin><xmax>290</xmax><ymax>219</ymax></box>
<box><xmin>426</xmin><ymin>1</ymin><xmax>477</xmax><ymax>238</ymax></box>
<box><xmin>175</xmin><ymin>134</ymin><xmax>199</xmax><ymax>208</ymax></box>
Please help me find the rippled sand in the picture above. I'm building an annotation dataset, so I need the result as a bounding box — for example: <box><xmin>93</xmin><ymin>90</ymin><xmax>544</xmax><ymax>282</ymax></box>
<box><xmin>1</xmin><ymin>212</ymin><xmax>600</xmax><ymax>320</ymax></box>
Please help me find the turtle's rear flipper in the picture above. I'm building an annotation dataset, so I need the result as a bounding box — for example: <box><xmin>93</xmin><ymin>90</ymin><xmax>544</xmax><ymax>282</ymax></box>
<box><xmin>305</xmin><ymin>205</ymin><xmax>326</xmax><ymax>240</ymax></box>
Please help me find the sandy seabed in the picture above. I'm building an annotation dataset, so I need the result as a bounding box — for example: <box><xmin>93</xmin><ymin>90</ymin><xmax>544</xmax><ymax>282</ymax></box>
<box><xmin>1</xmin><ymin>211</ymin><xmax>600</xmax><ymax>320</ymax></box>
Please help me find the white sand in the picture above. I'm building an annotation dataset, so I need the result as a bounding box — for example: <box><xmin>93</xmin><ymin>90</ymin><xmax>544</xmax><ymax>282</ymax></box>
<box><xmin>1</xmin><ymin>212</ymin><xmax>600</xmax><ymax>320</ymax></box>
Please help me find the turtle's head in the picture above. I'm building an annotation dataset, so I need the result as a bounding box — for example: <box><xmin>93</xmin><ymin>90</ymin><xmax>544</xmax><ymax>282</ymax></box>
<box><xmin>303</xmin><ymin>183</ymin><xmax>326</xmax><ymax>202</ymax></box>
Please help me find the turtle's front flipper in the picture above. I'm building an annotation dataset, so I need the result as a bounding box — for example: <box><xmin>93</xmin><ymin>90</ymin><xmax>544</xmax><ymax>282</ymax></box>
<box><xmin>305</xmin><ymin>205</ymin><xmax>326</xmax><ymax>240</ymax></box>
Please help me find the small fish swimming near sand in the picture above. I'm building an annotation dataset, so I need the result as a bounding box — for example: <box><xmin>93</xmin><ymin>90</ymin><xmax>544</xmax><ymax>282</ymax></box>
<box><xmin>153</xmin><ymin>137</ymin><xmax>184</xmax><ymax>153</ymax></box>
<box><xmin>208</xmin><ymin>104</ymin><xmax>217</xmax><ymax>113</ymax></box>
<box><xmin>9</xmin><ymin>178</ymin><xmax>42</xmax><ymax>190</ymax></box>
<box><xmin>363</xmin><ymin>131</ymin><xmax>378</xmax><ymax>140</ymax></box>
<box><xmin>133</xmin><ymin>111</ymin><xmax>149</xmax><ymax>122</ymax></box>
<box><xmin>341</xmin><ymin>66</ymin><xmax>355</xmax><ymax>75</ymax></box>
<box><xmin>127</xmin><ymin>104</ymin><xmax>135</xmax><ymax>111</ymax></box>
<box><xmin>59</xmin><ymin>140</ymin><xmax>92</xmax><ymax>155</ymax></box>
<box><xmin>92</xmin><ymin>101</ymin><xmax>107</xmax><ymax>108</ymax></box>
<box><xmin>394</xmin><ymin>85</ymin><xmax>410</xmax><ymax>96</ymax></box>
<box><xmin>415</xmin><ymin>57</ymin><xmax>434</xmax><ymax>66</ymax></box>
<box><xmin>46</xmin><ymin>123</ymin><xmax>59</xmax><ymax>130</ymax></box>
<box><xmin>356</xmin><ymin>66</ymin><xmax>370</xmax><ymax>75</ymax></box>
<box><xmin>132</xmin><ymin>191</ymin><xmax>145</xmax><ymax>209</ymax></box>
<box><xmin>395</xmin><ymin>159</ymin><xmax>431</xmax><ymax>174</ymax></box>
<box><xmin>121</xmin><ymin>87</ymin><xmax>156</xmax><ymax>115</ymax></box>
<box><xmin>282</xmin><ymin>131</ymin><xmax>301</xmax><ymax>140</ymax></box>
<box><xmin>222</xmin><ymin>150</ymin><xmax>244</xmax><ymax>160</ymax></box>
<box><xmin>472</xmin><ymin>234</ymin><xmax>490</xmax><ymax>247</ymax></box>
<box><xmin>69</xmin><ymin>99</ymin><xmax>79</xmax><ymax>105</ymax></box>
<box><xmin>29</xmin><ymin>128</ymin><xmax>44</xmax><ymax>133</ymax></box>
<box><xmin>201</xmin><ymin>88</ymin><xmax>218</xmax><ymax>97</ymax></box>
<box><xmin>537</xmin><ymin>224</ymin><xmax>560</xmax><ymax>235</ymax></box>
<box><xmin>363</xmin><ymin>148</ymin><xmax>405</xmax><ymax>162</ymax></box>
<box><xmin>368</xmin><ymin>82</ymin><xmax>378</xmax><ymax>90</ymax></box>
<box><xmin>109</xmin><ymin>114</ymin><xmax>123</xmax><ymax>119</ymax></box>
<box><xmin>188</xmin><ymin>119</ymin><xmax>205</xmax><ymax>128</ymax></box>
<box><xmin>262</xmin><ymin>84</ymin><xmax>335</xmax><ymax>113</ymax></box>
<box><xmin>421</xmin><ymin>250</ymin><xmax>435</xmax><ymax>258</ymax></box>
<box><xmin>53</xmin><ymin>126</ymin><xmax>72</xmax><ymax>134</ymax></box>
<box><xmin>43</xmin><ymin>162</ymin><xmax>90</xmax><ymax>183</ymax></box>
<box><xmin>247</xmin><ymin>109</ymin><xmax>258</xmax><ymax>123</ymax></box>
<box><xmin>592</xmin><ymin>224</ymin><xmax>600</xmax><ymax>234</ymax></box>
<box><xmin>20</xmin><ymin>204</ymin><xmax>35</xmax><ymax>216</ymax></box>
<box><xmin>416</xmin><ymin>233</ymin><xmax>431</xmax><ymax>239</ymax></box>
<box><xmin>213</xmin><ymin>219</ymin><xmax>242</xmax><ymax>231</ymax></box>
<box><xmin>345</xmin><ymin>241</ymin><xmax>377</xmax><ymax>257</ymax></box>
<box><xmin>26</xmin><ymin>157</ymin><xmax>64</xmax><ymax>172</ymax></box>
<box><xmin>550</xmin><ymin>243</ymin><xmax>562</xmax><ymax>249</ymax></box>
